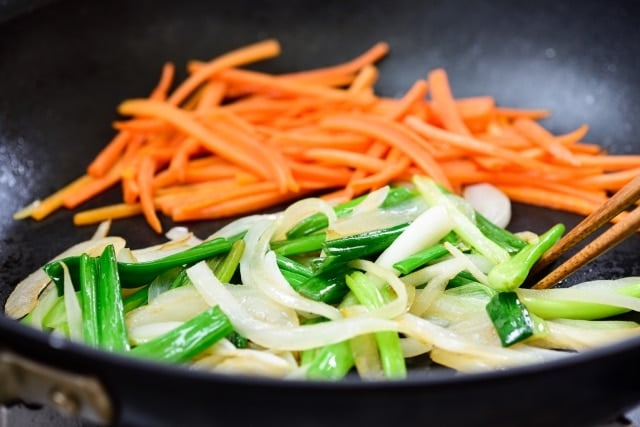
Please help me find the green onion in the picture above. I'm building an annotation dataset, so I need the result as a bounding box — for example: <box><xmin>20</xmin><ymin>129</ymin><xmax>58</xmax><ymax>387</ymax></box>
<box><xmin>414</xmin><ymin>176</ymin><xmax>510</xmax><ymax>265</ymax></box>
<box><xmin>98</xmin><ymin>244</ymin><xmax>129</xmax><ymax>352</ymax></box>
<box><xmin>475</xmin><ymin>212</ymin><xmax>527</xmax><ymax>253</ymax></box>
<box><xmin>78</xmin><ymin>254</ymin><xmax>99</xmax><ymax>347</ymax></box>
<box><xmin>316</xmin><ymin>223</ymin><xmax>409</xmax><ymax>272</ymax></box>
<box><xmin>486</xmin><ymin>291</ymin><xmax>537</xmax><ymax>347</ymax></box>
<box><xmin>345</xmin><ymin>271</ymin><xmax>406</xmax><ymax>379</ymax></box>
<box><xmin>306</xmin><ymin>341</ymin><xmax>355</xmax><ymax>380</ymax></box>
<box><xmin>122</xmin><ymin>286</ymin><xmax>149</xmax><ymax>313</ymax></box>
<box><xmin>392</xmin><ymin>243</ymin><xmax>449</xmax><ymax>275</ymax></box>
<box><xmin>487</xmin><ymin>223</ymin><xmax>565</xmax><ymax>291</ymax></box>
<box><xmin>130</xmin><ymin>306</ymin><xmax>232</xmax><ymax>363</ymax></box>
<box><xmin>286</xmin><ymin>186</ymin><xmax>417</xmax><ymax>238</ymax></box>
<box><xmin>518</xmin><ymin>281</ymin><xmax>640</xmax><ymax>320</ymax></box>
<box><xmin>214</xmin><ymin>239</ymin><xmax>245</xmax><ymax>283</ymax></box>
<box><xmin>118</xmin><ymin>237</ymin><xmax>232</xmax><ymax>287</ymax></box>
<box><xmin>271</xmin><ymin>233</ymin><xmax>326</xmax><ymax>256</ymax></box>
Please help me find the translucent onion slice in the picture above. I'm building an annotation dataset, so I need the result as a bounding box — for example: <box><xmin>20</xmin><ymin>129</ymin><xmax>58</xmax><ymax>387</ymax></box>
<box><xmin>532</xmin><ymin>319</ymin><xmax>640</xmax><ymax>351</ymax></box>
<box><xmin>208</xmin><ymin>214</ymin><xmax>274</xmax><ymax>240</ymax></box>
<box><xmin>187</xmin><ymin>261</ymin><xmax>397</xmax><ymax>351</ymax></box>
<box><xmin>411</xmin><ymin>274</ymin><xmax>453</xmax><ymax>316</ymax></box>
<box><xmin>517</xmin><ymin>287</ymin><xmax>640</xmax><ymax>313</ymax></box>
<box><xmin>375</xmin><ymin>205</ymin><xmax>453</xmax><ymax>270</ymax></box>
<box><xmin>62</xmin><ymin>263</ymin><xmax>83</xmax><ymax>342</ymax></box>
<box><xmin>130</xmin><ymin>232</ymin><xmax>198</xmax><ymax>262</ymax></box>
<box><xmin>396</xmin><ymin>313</ymin><xmax>561</xmax><ymax>366</ymax></box>
<box><xmin>129</xmin><ymin>321</ymin><xmax>184</xmax><ymax>345</ymax></box>
<box><xmin>226</xmin><ymin>284</ymin><xmax>298</xmax><ymax>328</ymax></box>
<box><xmin>5</xmin><ymin>236</ymin><xmax>126</xmax><ymax>319</ymax></box>
<box><xmin>240</xmin><ymin>217</ymin><xmax>341</xmax><ymax>320</ymax></box>
<box><xmin>126</xmin><ymin>285</ymin><xmax>209</xmax><ymax>330</ymax></box>
<box><xmin>350</xmin><ymin>185</ymin><xmax>389</xmax><ymax>216</ymax></box>
<box><xmin>193</xmin><ymin>348</ymin><xmax>297</xmax><ymax>377</ymax></box>
<box><xmin>463</xmin><ymin>183</ymin><xmax>512</xmax><ymax>229</ymax></box>
<box><xmin>443</xmin><ymin>242</ymin><xmax>489</xmax><ymax>284</ymax></box>
<box><xmin>330</xmin><ymin>206</ymin><xmax>420</xmax><ymax>237</ymax></box>
<box><xmin>91</xmin><ymin>220</ymin><xmax>112</xmax><ymax>240</ymax></box>
<box><xmin>349</xmin><ymin>259</ymin><xmax>409</xmax><ymax>318</ymax></box>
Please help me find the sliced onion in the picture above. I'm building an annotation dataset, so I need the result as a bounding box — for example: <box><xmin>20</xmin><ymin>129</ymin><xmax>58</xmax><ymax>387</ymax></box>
<box><xmin>375</xmin><ymin>205</ymin><xmax>453</xmax><ymax>269</ymax></box>
<box><xmin>463</xmin><ymin>183</ymin><xmax>511</xmax><ymax>229</ymax></box>
<box><xmin>226</xmin><ymin>285</ymin><xmax>298</xmax><ymax>328</ymax></box>
<box><xmin>208</xmin><ymin>214</ymin><xmax>273</xmax><ymax>240</ymax></box>
<box><xmin>129</xmin><ymin>321</ymin><xmax>184</xmax><ymax>345</ymax></box>
<box><xmin>5</xmin><ymin>236</ymin><xmax>126</xmax><ymax>319</ymax></box>
<box><xmin>91</xmin><ymin>220</ymin><xmax>112</xmax><ymax>240</ymax></box>
<box><xmin>349</xmin><ymin>259</ymin><xmax>410</xmax><ymax>318</ymax></box>
<box><xmin>61</xmin><ymin>263</ymin><xmax>83</xmax><ymax>342</ymax></box>
<box><xmin>187</xmin><ymin>261</ymin><xmax>397</xmax><ymax>351</ymax></box>
<box><xmin>532</xmin><ymin>319</ymin><xmax>640</xmax><ymax>351</ymax></box>
<box><xmin>517</xmin><ymin>287</ymin><xmax>640</xmax><ymax>312</ymax></box>
<box><xmin>126</xmin><ymin>285</ymin><xmax>209</xmax><ymax>330</ymax></box>
<box><xmin>240</xmin><ymin>217</ymin><xmax>341</xmax><ymax>320</ymax></box>
<box><xmin>443</xmin><ymin>242</ymin><xmax>488</xmax><ymax>284</ymax></box>
<box><xmin>350</xmin><ymin>185</ymin><xmax>389</xmax><ymax>216</ymax></box>
<box><xmin>193</xmin><ymin>348</ymin><xmax>297</xmax><ymax>377</ymax></box>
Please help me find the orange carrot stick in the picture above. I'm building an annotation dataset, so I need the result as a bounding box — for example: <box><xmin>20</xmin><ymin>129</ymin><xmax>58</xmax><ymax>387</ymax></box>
<box><xmin>512</xmin><ymin>117</ymin><xmax>581</xmax><ymax>166</ymax></box>
<box><xmin>280</xmin><ymin>42</ymin><xmax>389</xmax><ymax>82</ymax></box>
<box><xmin>404</xmin><ymin>115</ymin><xmax>596</xmax><ymax>178</ymax></box>
<box><xmin>74</xmin><ymin>203</ymin><xmax>143</xmax><ymax>226</ymax></box>
<box><xmin>216</xmin><ymin>68</ymin><xmax>374</xmax><ymax>104</ymax></box>
<box><xmin>150</xmin><ymin>62</ymin><xmax>176</xmax><ymax>101</ymax></box>
<box><xmin>137</xmin><ymin>156</ymin><xmax>162</xmax><ymax>233</ymax></box>
<box><xmin>385</xmin><ymin>79</ymin><xmax>429</xmax><ymax>121</ymax></box>
<box><xmin>428</xmin><ymin>68</ymin><xmax>472</xmax><ymax>136</ymax></box>
<box><xmin>63</xmin><ymin>163</ymin><xmax>124</xmax><ymax>209</ymax></box>
<box><xmin>496</xmin><ymin>185</ymin><xmax>600</xmax><ymax>216</ymax></box>
<box><xmin>348</xmin><ymin>64</ymin><xmax>379</xmax><ymax>93</ymax></box>
<box><xmin>172</xmin><ymin>190</ymin><xmax>303</xmax><ymax>221</ymax></box>
<box><xmin>304</xmin><ymin>148</ymin><xmax>388</xmax><ymax>172</ymax></box>
<box><xmin>322</xmin><ymin>114</ymin><xmax>452</xmax><ymax>189</ymax></box>
<box><xmin>168</xmin><ymin>39</ymin><xmax>281</xmax><ymax>106</ymax></box>
<box><xmin>29</xmin><ymin>175</ymin><xmax>93</xmax><ymax>220</ymax></box>
<box><xmin>87</xmin><ymin>131</ymin><xmax>131</xmax><ymax>178</ymax></box>
<box><xmin>118</xmin><ymin>99</ymin><xmax>272</xmax><ymax>181</ymax></box>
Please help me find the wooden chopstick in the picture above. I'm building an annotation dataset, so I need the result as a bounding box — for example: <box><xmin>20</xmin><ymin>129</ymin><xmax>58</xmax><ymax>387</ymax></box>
<box><xmin>531</xmin><ymin>174</ymin><xmax>640</xmax><ymax>289</ymax></box>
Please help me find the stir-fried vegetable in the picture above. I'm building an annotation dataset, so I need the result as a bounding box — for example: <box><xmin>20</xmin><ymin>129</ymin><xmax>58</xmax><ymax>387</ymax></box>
<box><xmin>6</xmin><ymin>176</ymin><xmax>640</xmax><ymax>379</ymax></box>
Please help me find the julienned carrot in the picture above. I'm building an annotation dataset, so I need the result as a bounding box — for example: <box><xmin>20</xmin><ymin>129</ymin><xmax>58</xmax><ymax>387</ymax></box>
<box><xmin>304</xmin><ymin>148</ymin><xmax>388</xmax><ymax>173</ymax></box>
<box><xmin>137</xmin><ymin>156</ymin><xmax>162</xmax><ymax>233</ymax></box>
<box><xmin>150</xmin><ymin>62</ymin><xmax>176</xmax><ymax>101</ymax></box>
<box><xmin>29</xmin><ymin>175</ymin><xmax>93</xmax><ymax>220</ymax></box>
<box><xmin>321</xmin><ymin>114</ymin><xmax>452</xmax><ymax>190</ymax></box>
<box><xmin>428</xmin><ymin>68</ymin><xmax>472</xmax><ymax>136</ymax></box>
<box><xmin>280</xmin><ymin>41</ymin><xmax>389</xmax><ymax>82</ymax></box>
<box><xmin>19</xmin><ymin>40</ymin><xmax>639</xmax><ymax>232</ymax></box>
<box><xmin>118</xmin><ymin>99</ymin><xmax>272</xmax><ymax>181</ymax></box>
<box><xmin>496</xmin><ymin>185</ymin><xmax>600</xmax><ymax>217</ymax></box>
<box><xmin>168</xmin><ymin>39</ymin><xmax>281</xmax><ymax>106</ymax></box>
<box><xmin>73</xmin><ymin>203</ymin><xmax>143</xmax><ymax>226</ymax></box>
<box><xmin>512</xmin><ymin>117</ymin><xmax>581</xmax><ymax>166</ymax></box>
<box><xmin>385</xmin><ymin>79</ymin><xmax>429</xmax><ymax>121</ymax></box>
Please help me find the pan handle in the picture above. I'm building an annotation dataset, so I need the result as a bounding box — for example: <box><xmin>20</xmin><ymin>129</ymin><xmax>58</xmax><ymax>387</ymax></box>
<box><xmin>0</xmin><ymin>347</ymin><xmax>113</xmax><ymax>425</ymax></box>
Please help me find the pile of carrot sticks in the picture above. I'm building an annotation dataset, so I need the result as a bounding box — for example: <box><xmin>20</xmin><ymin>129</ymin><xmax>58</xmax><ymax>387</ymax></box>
<box><xmin>17</xmin><ymin>39</ymin><xmax>640</xmax><ymax>233</ymax></box>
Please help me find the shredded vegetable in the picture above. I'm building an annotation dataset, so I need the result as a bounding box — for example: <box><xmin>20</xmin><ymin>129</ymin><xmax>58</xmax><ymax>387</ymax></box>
<box><xmin>12</xmin><ymin>40</ymin><xmax>640</xmax><ymax>234</ymax></box>
<box><xmin>8</xmin><ymin>177</ymin><xmax>640</xmax><ymax>379</ymax></box>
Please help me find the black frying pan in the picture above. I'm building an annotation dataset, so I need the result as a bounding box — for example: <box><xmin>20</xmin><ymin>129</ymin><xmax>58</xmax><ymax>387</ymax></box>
<box><xmin>1</xmin><ymin>0</ymin><xmax>640</xmax><ymax>426</ymax></box>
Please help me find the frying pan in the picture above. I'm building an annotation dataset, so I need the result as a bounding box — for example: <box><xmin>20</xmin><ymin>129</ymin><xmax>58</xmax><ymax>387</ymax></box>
<box><xmin>1</xmin><ymin>0</ymin><xmax>639</xmax><ymax>425</ymax></box>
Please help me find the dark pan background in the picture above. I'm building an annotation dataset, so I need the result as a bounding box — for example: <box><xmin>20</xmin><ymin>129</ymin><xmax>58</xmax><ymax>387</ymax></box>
<box><xmin>0</xmin><ymin>0</ymin><xmax>639</xmax><ymax>426</ymax></box>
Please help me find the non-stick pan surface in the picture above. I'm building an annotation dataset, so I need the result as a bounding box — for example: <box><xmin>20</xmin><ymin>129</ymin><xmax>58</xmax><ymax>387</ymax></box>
<box><xmin>1</xmin><ymin>0</ymin><xmax>639</xmax><ymax>426</ymax></box>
